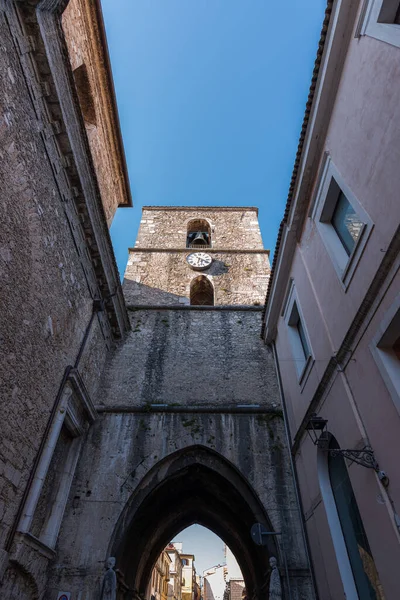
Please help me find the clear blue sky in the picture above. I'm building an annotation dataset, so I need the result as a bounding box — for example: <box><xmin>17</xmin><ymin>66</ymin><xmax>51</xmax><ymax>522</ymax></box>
<box><xmin>101</xmin><ymin>0</ymin><xmax>327</xmax><ymax>277</ymax></box>
<box><xmin>173</xmin><ymin>525</ymin><xmax>226</xmax><ymax>575</ymax></box>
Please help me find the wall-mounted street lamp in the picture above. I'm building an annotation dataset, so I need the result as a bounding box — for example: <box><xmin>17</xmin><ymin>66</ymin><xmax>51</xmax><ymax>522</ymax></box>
<box><xmin>305</xmin><ymin>414</ymin><xmax>388</xmax><ymax>486</ymax></box>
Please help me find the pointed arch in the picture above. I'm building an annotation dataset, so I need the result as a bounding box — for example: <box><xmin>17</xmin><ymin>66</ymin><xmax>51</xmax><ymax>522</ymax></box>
<box><xmin>190</xmin><ymin>275</ymin><xmax>214</xmax><ymax>306</ymax></box>
<box><xmin>109</xmin><ymin>446</ymin><xmax>278</xmax><ymax>600</ymax></box>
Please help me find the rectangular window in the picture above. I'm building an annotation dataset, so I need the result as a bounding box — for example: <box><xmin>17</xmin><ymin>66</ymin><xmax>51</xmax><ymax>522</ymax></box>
<box><xmin>331</xmin><ymin>192</ymin><xmax>364</xmax><ymax>256</ymax></box>
<box><xmin>358</xmin><ymin>0</ymin><xmax>400</xmax><ymax>48</ymax></box>
<box><xmin>16</xmin><ymin>372</ymin><xmax>97</xmax><ymax>553</ymax></box>
<box><xmin>296</xmin><ymin>315</ymin><xmax>310</xmax><ymax>360</ymax></box>
<box><xmin>378</xmin><ymin>0</ymin><xmax>400</xmax><ymax>23</ymax></box>
<box><xmin>312</xmin><ymin>157</ymin><xmax>373</xmax><ymax>289</ymax></box>
<box><xmin>370</xmin><ymin>295</ymin><xmax>400</xmax><ymax>415</ymax></box>
<box><xmin>283</xmin><ymin>285</ymin><xmax>314</xmax><ymax>385</ymax></box>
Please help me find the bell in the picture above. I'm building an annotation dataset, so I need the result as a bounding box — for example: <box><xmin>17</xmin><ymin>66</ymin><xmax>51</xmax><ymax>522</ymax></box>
<box><xmin>192</xmin><ymin>231</ymin><xmax>208</xmax><ymax>245</ymax></box>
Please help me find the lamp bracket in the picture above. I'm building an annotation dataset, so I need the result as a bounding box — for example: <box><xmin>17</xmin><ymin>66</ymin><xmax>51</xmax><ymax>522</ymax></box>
<box><xmin>325</xmin><ymin>445</ymin><xmax>378</xmax><ymax>470</ymax></box>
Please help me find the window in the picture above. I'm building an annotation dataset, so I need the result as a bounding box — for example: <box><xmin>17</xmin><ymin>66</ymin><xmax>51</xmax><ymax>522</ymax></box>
<box><xmin>186</xmin><ymin>219</ymin><xmax>211</xmax><ymax>248</ymax></box>
<box><xmin>331</xmin><ymin>192</ymin><xmax>364</xmax><ymax>256</ymax></box>
<box><xmin>327</xmin><ymin>436</ymin><xmax>384</xmax><ymax>599</ymax></box>
<box><xmin>287</xmin><ymin>301</ymin><xmax>311</xmax><ymax>376</ymax></box>
<box><xmin>296</xmin><ymin>314</ymin><xmax>310</xmax><ymax>360</ymax></box>
<box><xmin>358</xmin><ymin>0</ymin><xmax>400</xmax><ymax>48</ymax></box>
<box><xmin>312</xmin><ymin>156</ymin><xmax>373</xmax><ymax>289</ymax></box>
<box><xmin>283</xmin><ymin>281</ymin><xmax>313</xmax><ymax>384</ymax></box>
<box><xmin>73</xmin><ymin>63</ymin><xmax>97</xmax><ymax>128</ymax></box>
<box><xmin>370</xmin><ymin>294</ymin><xmax>400</xmax><ymax>415</ymax></box>
<box><xmin>377</xmin><ymin>0</ymin><xmax>400</xmax><ymax>23</ymax></box>
<box><xmin>190</xmin><ymin>276</ymin><xmax>214</xmax><ymax>306</ymax></box>
<box><xmin>17</xmin><ymin>372</ymin><xmax>96</xmax><ymax>551</ymax></box>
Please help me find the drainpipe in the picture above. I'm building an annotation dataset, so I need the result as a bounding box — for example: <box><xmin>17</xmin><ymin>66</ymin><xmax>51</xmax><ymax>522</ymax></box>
<box><xmin>271</xmin><ymin>341</ymin><xmax>319</xmax><ymax>600</ymax></box>
<box><xmin>4</xmin><ymin>300</ymin><xmax>102</xmax><ymax>554</ymax></box>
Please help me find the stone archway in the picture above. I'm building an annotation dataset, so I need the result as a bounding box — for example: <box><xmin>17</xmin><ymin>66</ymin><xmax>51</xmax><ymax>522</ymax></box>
<box><xmin>109</xmin><ymin>446</ymin><xmax>278</xmax><ymax>600</ymax></box>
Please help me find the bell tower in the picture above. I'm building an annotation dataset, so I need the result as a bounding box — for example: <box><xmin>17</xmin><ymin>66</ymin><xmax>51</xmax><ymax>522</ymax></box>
<box><xmin>124</xmin><ymin>206</ymin><xmax>270</xmax><ymax>306</ymax></box>
<box><xmin>45</xmin><ymin>205</ymin><xmax>314</xmax><ymax>599</ymax></box>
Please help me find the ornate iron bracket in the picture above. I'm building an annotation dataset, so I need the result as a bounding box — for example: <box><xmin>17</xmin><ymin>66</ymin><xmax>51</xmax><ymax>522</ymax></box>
<box><xmin>327</xmin><ymin>446</ymin><xmax>378</xmax><ymax>470</ymax></box>
<box><xmin>306</xmin><ymin>414</ymin><xmax>389</xmax><ymax>486</ymax></box>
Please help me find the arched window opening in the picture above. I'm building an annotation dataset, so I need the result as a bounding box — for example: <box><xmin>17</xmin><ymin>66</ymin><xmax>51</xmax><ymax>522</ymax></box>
<box><xmin>190</xmin><ymin>276</ymin><xmax>214</xmax><ymax>306</ymax></box>
<box><xmin>73</xmin><ymin>63</ymin><xmax>97</xmax><ymax>127</ymax></box>
<box><xmin>321</xmin><ymin>435</ymin><xmax>384</xmax><ymax>599</ymax></box>
<box><xmin>187</xmin><ymin>219</ymin><xmax>211</xmax><ymax>248</ymax></box>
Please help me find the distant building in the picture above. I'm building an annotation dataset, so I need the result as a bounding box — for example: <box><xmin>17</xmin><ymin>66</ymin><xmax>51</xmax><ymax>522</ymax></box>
<box><xmin>193</xmin><ymin>571</ymin><xmax>202</xmax><ymax>600</ymax></box>
<box><xmin>181</xmin><ymin>553</ymin><xmax>196</xmax><ymax>600</ymax></box>
<box><xmin>203</xmin><ymin>565</ymin><xmax>226</xmax><ymax>600</ymax></box>
<box><xmin>224</xmin><ymin>547</ymin><xmax>245</xmax><ymax>600</ymax></box>
<box><xmin>148</xmin><ymin>550</ymin><xmax>172</xmax><ymax>600</ymax></box>
<box><xmin>166</xmin><ymin>543</ymin><xmax>183</xmax><ymax>600</ymax></box>
<box><xmin>204</xmin><ymin>547</ymin><xmax>244</xmax><ymax>600</ymax></box>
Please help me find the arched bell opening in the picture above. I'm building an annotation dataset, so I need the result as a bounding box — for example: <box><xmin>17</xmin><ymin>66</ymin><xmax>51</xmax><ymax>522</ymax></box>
<box><xmin>109</xmin><ymin>446</ymin><xmax>277</xmax><ymax>600</ymax></box>
<box><xmin>186</xmin><ymin>219</ymin><xmax>212</xmax><ymax>248</ymax></box>
<box><xmin>190</xmin><ymin>276</ymin><xmax>214</xmax><ymax>306</ymax></box>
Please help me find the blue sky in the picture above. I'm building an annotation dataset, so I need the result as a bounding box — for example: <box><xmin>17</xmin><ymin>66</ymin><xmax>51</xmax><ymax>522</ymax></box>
<box><xmin>173</xmin><ymin>525</ymin><xmax>226</xmax><ymax>575</ymax></box>
<box><xmin>102</xmin><ymin>0</ymin><xmax>327</xmax><ymax>276</ymax></box>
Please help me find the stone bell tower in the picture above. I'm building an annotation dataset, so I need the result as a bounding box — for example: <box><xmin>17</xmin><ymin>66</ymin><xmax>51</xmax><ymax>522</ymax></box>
<box><xmin>123</xmin><ymin>206</ymin><xmax>270</xmax><ymax>307</ymax></box>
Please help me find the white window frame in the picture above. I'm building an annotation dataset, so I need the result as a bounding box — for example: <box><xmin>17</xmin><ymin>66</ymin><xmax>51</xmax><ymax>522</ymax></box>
<box><xmin>358</xmin><ymin>0</ymin><xmax>400</xmax><ymax>49</ymax></box>
<box><xmin>283</xmin><ymin>282</ymin><xmax>314</xmax><ymax>386</ymax></box>
<box><xmin>17</xmin><ymin>371</ymin><xmax>96</xmax><ymax>551</ymax></box>
<box><xmin>370</xmin><ymin>293</ymin><xmax>400</xmax><ymax>416</ymax></box>
<box><xmin>311</xmin><ymin>156</ymin><xmax>373</xmax><ymax>291</ymax></box>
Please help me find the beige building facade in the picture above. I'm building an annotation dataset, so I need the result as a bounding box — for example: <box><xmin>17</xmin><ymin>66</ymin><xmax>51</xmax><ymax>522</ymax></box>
<box><xmin>166</xmin><ymin>543</ymin><xmax>183</xmax><ymax>600</ymax></box>
<box><xmin>147</xmin><ymin>550</ymin><xmax>172</xmax><ymax>600</ymax></box>
<box><xmin>263</xmin><ymin>1</ymin><xmax>400</xmax><ymax>599</ymax></box>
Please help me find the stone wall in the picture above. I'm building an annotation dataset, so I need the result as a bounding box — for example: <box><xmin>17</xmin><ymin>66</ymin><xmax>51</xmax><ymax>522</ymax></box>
<box><xmin>135</xmin><ymin>208</ymin><xmax>265</xmax><ymax>250</ymax></box>
<box><xmin>0</xmin><ymin>8</ymin><xmax>108</xmax><ymax>553</ymax></box>
<box><xmin>98</xmin><ymin>310</ymin><xmax>278</xmax><ymax>408</ymax></box>
<box><xmin>0</xmin><ymin>3</ymin><xmax>128</xmax><ymax>598</ymax></box>
<box><xmin>124</xmin><ymin>251</ymin><xmax>270</xmax><ymax>306</ymax></box>
<box><xmin>62</xmin><ymin>0</ymin><xmax>131</xmax><ymax>226</ymax></box>
<box><xmin>46</xmin><ymin>411</ymin><xmax>308</xmax><ymax>599</ymax></box>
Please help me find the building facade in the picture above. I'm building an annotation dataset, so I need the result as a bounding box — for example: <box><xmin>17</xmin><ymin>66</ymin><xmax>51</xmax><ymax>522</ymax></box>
<box><xmin>204</xmin><ymin>546</ymin><xmax>244</xmax><ymax>600</ymax></box>
<box><xmin>147</xmin><ymin>550</ymin><xmax>172</xmax><ymax>600</ymax></box>
<box><xmin>262</xmin><ymin>1</ymin><xmax>400</xmax><ymax>599</ymax></box>
<box><xmin>43</xmin><ymin>205</ymin><xmax>313</xmax><ymax>600</ymax></box>
<box><xmin>0</xmin><ymin>1</ymin><xmax>313</xmax><ymax>596</ymax></box>
<box><xmin>166</xmin><ymin>543</ymin><xmax>183</xmax><ymax>600</ymax></box>
<box><xmin>0</xmin><ymin>1</ymin><xmax>130</xmax><ymax>598</ymax></box>
<box><xmin>181</xmin><ymin>553</ymin><xmax>195</xmax><ymax>600</ymax></box>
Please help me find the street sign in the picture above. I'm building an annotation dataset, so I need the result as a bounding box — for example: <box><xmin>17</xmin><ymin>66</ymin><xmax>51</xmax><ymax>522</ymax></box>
<box><xmin>251</xmin><ymin>523</ymin><xmax>269</xmax><ymax>545</ymax></box>
<box><xmin>250</xmin><ymin>523</ymin><xmax>281</xmax><ymax>545</ymax></box>
<box><xmin>57</xmin><ymin>593</ymin><xmax>71</xmax><ymax>600</ymax></box>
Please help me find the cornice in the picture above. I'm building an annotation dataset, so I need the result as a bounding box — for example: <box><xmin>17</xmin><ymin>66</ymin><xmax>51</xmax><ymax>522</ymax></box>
<box><xmin>78</xmin><ymin>0</ymin><xmax>132</xmax><ymax>208</ymax></box>
<box><xmin>128</xmin><ymin>248</ymin><xmax>270</xmax><ymax>255</ymax></box>
<box><xmin>6</xmin><ymin>1</ymin><xmax>129</xmax><ymax>339</ymax></box>
<box><xmin>142</xmin><ymin>206</ymin><xmax>259</xmax><ymax>214</ymax></box>
<box><xmin>262</xmin><ymin>0</ymin><xmax>361</xmax><ymax>341</ymax></box>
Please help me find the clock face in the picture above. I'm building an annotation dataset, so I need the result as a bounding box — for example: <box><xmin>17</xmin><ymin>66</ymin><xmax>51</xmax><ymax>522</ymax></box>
<box><xmin>186</xmin><ymin>252</ymin><xmax>212</xmax><ymax>271</ymax></box>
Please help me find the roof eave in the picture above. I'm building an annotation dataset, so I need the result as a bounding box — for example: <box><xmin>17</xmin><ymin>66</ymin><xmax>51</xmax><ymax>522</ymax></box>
<box><xmin>262</xmin><ymin>0</ymin><xmax>361</xmax><ymax>343</ymax></box>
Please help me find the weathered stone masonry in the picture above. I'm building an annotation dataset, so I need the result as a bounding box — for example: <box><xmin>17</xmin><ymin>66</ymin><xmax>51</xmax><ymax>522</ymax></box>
<box><xmin>0</xmin><ymin>0</ymin><xmax>129</xmax><ymax>597</ymax></box>
<box><xmin>46</xmin><ymin>207</ymin><xmax>314</xmax><ymax>600</ymax></box>
<box><xmin>0</xmin><ymin>2</ymin><xmax>314</xmax><ymax>598</ymax></box>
